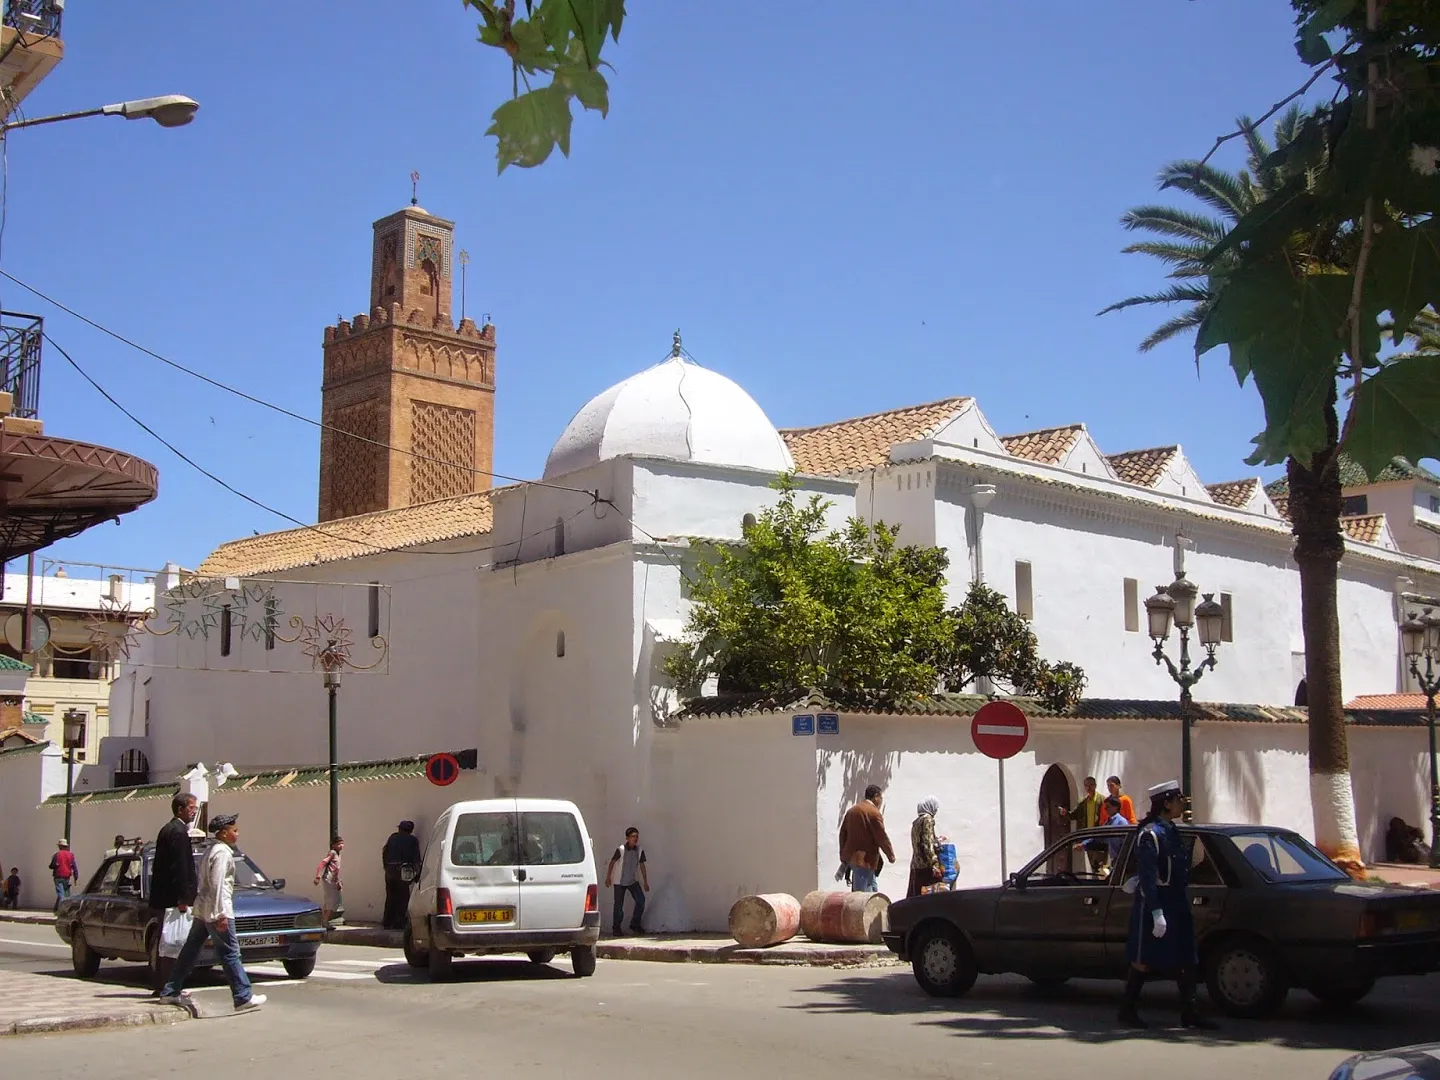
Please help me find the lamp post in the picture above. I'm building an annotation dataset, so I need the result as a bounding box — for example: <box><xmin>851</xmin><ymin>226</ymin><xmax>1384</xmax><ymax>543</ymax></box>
<box><xmin>1399</xmin><ymin>608</ymin><xmax>1440</xmax><ymax>868</ymax></box>
<box><xmin>1144</xmin><ymin>574</ymin><xmax>1225</xmax><ymax>822</ymax></box>
<box><xmin>0</xmin><ymin>95</ymin><xmax>200</xmax><ymax>134</ymax></box>
<box><xmin>324</xmin><ymin>665</ymin><xmax>341</xmax><ymax>845</ymax></box>
<box><xmin>60</xmin><ymin>707</ymin><xmax>84</xmax><ymax>843</ymax></box>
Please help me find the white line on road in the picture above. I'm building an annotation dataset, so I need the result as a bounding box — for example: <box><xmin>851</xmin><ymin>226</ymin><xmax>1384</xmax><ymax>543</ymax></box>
<box><xmin>0</xmin><ymin>937</ymin><xmax>65</xmax><ymax>949</ymax></box>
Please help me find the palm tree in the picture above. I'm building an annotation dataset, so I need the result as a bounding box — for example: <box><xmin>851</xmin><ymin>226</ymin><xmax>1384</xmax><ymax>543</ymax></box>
<box><xmin>1390</xmin><ymin>307</ymin><xmax>1440</xmax><ymax>355</ymax></box>
<box><xmin>1098</xmin><ymin>106</ymin><xmax>1309</xmax><ymax>349</ymax></box>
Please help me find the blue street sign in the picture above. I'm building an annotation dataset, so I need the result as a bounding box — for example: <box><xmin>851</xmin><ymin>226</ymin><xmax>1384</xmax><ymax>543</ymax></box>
<box><xmin>792</xmin><ymin>714</ymin><xmax>815</xmax><ymax>736</ymax></box>
<box><xmin>817</xmin><ymin>712</ymin><xmax>840</xmax><ymax>735</ymax></box>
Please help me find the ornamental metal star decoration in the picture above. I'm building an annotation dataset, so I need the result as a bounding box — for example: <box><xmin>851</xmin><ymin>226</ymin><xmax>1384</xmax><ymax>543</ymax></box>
<box><xmin>230</xmin><ymin>583</ymin><xmax>283</xmax><ymax>643</ymax></box>
<box><xmin>162</xmin><ymin>580</ymin><xmax>223</xmax><ymax>640</ymax></box>
<box><xmin>298</xmin><ymin>613</ymin><xmax>353</xmax><ymax>672</ymax></box>
<box><xmin>84</xmin><ymin>596</ymin><xmax>150</xmax><ymax>662</ymax></box>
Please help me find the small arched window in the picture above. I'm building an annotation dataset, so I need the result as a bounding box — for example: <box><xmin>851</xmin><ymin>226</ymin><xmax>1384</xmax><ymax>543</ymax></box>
<box><xmin>742</xmin><ymin>513</ymin><xmax>757</xmax><ymax>532</ymax></box>
<box><xmin>556</xmin><ymin>630</ymin><xmax>566</xmax><ymax>658</ymax></box>
<box><xmin>554</xmin><ymin>517</ymin><xmax>566</xmax><ymax>557</ymax></box>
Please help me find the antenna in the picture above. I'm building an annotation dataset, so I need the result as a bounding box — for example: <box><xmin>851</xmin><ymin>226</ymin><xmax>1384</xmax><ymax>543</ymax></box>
<box><xmin>459</xmin><ymin>249</ymin><xmax>470</xmax><ymax>322</ymax></box>
<box><xmin>410</xmin><ymin>169</ymin><xmax>420</xmax><ymax>206</ymax></box>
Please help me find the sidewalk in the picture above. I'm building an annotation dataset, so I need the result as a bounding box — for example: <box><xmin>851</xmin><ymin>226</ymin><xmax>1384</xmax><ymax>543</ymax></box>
<box><xmin>0</xmin><ymin>969</ymin><xmax>186</xmax><ymax>1037</ymax></box>
<box><xmin>0</xmin><ymin>908</ymin><xmax>55</xmax><ymax>925</ymax></box>
<box><xmin>1370</xmin><ymin>862</ymin><xmax>1440</xmax><ymax>889</ymax></box>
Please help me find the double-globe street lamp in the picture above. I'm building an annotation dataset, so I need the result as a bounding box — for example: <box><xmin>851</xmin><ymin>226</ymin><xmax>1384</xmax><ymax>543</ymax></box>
<box><xmin>60</xmin><ymin>706</ymin><xmax>84</xmax><ymax>843</ymax></box>
<box><xmin>1144</xmin><ymin>573</ymin><xmax>1226</xmax><ymax>822</ymax></box>
<box><xmin>1399</xmin><ymin>608</ymin><xmax>1440</xmax><ymax>868</ymax></box>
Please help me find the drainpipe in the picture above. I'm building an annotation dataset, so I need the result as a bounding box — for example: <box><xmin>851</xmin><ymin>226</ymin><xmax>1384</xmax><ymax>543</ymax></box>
<box><xmin>969</xmin><ymin>484</ymin><xmax>997</xmax><ymax>697</ymax></box>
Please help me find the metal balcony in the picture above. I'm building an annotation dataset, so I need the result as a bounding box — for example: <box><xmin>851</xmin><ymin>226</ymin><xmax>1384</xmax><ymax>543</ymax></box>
<box><xmin>0</xmin><ymin>310</ymin><xmax>42</xmax><ymax>419</ymax></box>
<box><xmin>2</xmin><ymin>0</ymin><xmax>63</xmax><ymax>39</ymax></box>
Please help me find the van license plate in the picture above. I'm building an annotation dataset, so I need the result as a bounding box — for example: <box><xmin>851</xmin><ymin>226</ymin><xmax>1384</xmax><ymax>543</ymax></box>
<box><xmin>1398</xmin><ymin>911</ymin><xmax>1435</xmax><ymax>932</ymax></box>
<box><xmin>458</xmin><ymin>908</ymin><xmax>513</xmax><ymax>924</ymax></box>
<box><xmin>244</xmin><ymin>935</ymin><xmax>282</xmax><ymax>947</ymax></box>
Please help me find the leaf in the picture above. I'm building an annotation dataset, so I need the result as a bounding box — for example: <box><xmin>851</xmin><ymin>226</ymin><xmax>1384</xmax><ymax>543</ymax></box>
<box><xmin>487</xmin><ymin>84</ymin><xmax>573</xmax><ymax>172</ymax></box>
<box><xmin>1345</xmin><ymin>355</ymin><xmax>1440</xmax><ymax>478</ymax></box>
<box><xmin>554</xmin><ymin>63</ymin><xmax>609</xmax><ymax>115</ymax></box>
<box><xmin>508</xmin><ymin>16</ymin><xmax>559</xmax><ymax>72</ymax></box>
<box><xmin>1370</xmin><ymin>221</ymin><xmax>1440</xmax><ymax>347</ymax></box>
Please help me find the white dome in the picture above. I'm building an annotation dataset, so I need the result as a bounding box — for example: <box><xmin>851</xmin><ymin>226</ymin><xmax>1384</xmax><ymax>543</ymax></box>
<box><xmin>544</xmin><ymin>355</ymin><xmax>795</xmax><ymax>480</ymax></box>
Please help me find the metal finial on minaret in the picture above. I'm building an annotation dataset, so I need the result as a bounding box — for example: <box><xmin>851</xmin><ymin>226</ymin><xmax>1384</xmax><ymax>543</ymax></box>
<box><xmin>410</xmin><ymin>169</ymin><xmax>420</xmax><ymax>206</ymax></box>
<box><xmin>671</xmin><ymin>329</ymin><xmax>683</xmax><ymax>358</ymax></box>
<box><xmin>459</xmin><ymin>249</ymin><xmax>470</xmax><ymax>321</ymax></box>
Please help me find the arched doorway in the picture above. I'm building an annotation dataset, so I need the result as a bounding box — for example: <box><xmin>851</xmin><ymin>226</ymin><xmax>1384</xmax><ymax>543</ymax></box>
<box><xmin>1038</xmin><ymin>764</ymin><xmax>1071</xmax><ymax>869</ymax></box>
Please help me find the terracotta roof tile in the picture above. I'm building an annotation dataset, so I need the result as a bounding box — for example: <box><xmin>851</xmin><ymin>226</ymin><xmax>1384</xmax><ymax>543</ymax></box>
<box><xmin>1206</xmin><ymin>478</ymin><xmax>1259</xmax><ymax>508</ymax></box>
<box><xmin>198</xmin><ymin>491</ymin><xmax>496</xmax><ymax>579</ymax></box>
<box><xmin>1107</xmin><ymin>446</ymin><xmax>1178</xmax><ymax>487</ymax></box>
<box><xmin>1000</xmin><ymin>424</ymin><xmax>1083</xmax><ymax>465</ymax></box>
<box><xmin>1341</xmin><ymin>514</ymin><xmax>1387</xmax><ymax>544</ymax></box>
<box><xmin>779</xmin><ymin>397</ymin><xmax>971</xmax><ymax>476</ymax></box>
<box><xmin>1346</xmin><ymin>693</ymin><xmax>1429</xmax><ymax>710</ymax></box>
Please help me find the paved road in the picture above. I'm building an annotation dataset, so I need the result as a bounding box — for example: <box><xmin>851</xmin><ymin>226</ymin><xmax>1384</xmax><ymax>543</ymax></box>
<box><xmin>2</xmin><ymin>922</ymin><xmax>1436</xmax><ymax>1077</ymax></box>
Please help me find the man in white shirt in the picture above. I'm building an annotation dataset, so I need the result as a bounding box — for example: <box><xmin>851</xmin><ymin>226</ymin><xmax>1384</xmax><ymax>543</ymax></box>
<box><xmin>158</xmin><ymin>814</ymin><xmax>266</xmax><ymax>1012</ymax></box>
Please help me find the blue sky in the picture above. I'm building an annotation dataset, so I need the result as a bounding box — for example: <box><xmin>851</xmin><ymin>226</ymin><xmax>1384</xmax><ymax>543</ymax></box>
<box><xmin>5</xmin><ymin>1</ymin><xmax>1312</xmax><ymax>576</ymax></box>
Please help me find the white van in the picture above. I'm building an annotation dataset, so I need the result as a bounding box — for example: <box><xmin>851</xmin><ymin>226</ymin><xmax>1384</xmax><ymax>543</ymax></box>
<box><xmin>403</xmin><ymin>797</ymin><xmax>601</xmax><ymax>980</ymax></box>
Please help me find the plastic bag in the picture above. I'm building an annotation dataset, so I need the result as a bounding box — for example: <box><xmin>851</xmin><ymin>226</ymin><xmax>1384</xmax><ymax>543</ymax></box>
<box><xmin>160</xmin><ymin>907</ymin><xmax>192</xmax><ymax>958</ymax></box>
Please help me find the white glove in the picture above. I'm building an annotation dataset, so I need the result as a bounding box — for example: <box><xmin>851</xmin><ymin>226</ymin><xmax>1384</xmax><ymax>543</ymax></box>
<box><xmin>1151</xmin><ymin>910</ymin><xmax>1168</xmax><ymax>939</ymax></box>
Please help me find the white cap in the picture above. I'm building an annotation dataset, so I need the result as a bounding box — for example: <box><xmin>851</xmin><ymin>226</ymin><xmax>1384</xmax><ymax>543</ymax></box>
<box><xmin>1147</xmin><ymin>780</ymin><xmax>1182</xmax><ymax>798</ymax></box>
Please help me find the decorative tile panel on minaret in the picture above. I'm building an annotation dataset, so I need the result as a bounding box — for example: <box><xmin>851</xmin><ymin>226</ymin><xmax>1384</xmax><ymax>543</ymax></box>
<box><xmin>318</xmin><ymin>205</ymin><xmax>496</xmax><ymax>522</ymax></box>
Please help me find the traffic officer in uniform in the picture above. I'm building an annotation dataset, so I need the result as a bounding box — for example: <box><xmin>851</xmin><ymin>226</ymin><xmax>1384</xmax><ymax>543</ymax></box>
<box><xmin>1117</xmin><ymin>780</ymin><xmax>1216</xmax><ymax>1030</ymax></box>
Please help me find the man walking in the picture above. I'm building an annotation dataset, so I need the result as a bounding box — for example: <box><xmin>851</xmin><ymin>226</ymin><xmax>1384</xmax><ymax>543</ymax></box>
<box><xmin>381</xmin><ymin>820</ymin><xmax>421</xmax><ymax>931</ymax></box>
<box><xmin>148</xmin><ymin>793</ymin><xmax>199</xmax><ymax>991</ymax></box>
<box><xmin>48</xmin><ymin>840</ymin><xmax>77</xmax><ymax>911</ymax></box>
<box><xmin>158</xmin><ymin>814</ymin><xmax>265</xmax><ymax>1012</ymax></box>
<box><xmin>839</xmin><ymin>784</ymin><xmax>896</xmax><ymax>894</ymax></box>
<box><xmin>604</xmin><ymin>827</ymin><xmax>649</xmax><ymax>935</ymax></box>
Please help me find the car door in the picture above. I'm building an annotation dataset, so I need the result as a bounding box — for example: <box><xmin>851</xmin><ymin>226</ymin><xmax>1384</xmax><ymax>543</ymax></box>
<box><xmin>992</xmin><ymin>833</ymin><xmax>1112</xmax><ymax>977</ymax></box>
<box><xmin>1103</xmin><ymin>829</ymin><xmax>1228</xmax><ymax>969</ymax></box>
<box><xmin>445</xmin><ymin>804</ymin><xmax>523</xmax><ymax>935</ymax></box>
<box><xmin>86</xmin><ymin>858</ymin><xmax>127</xmax><ymax>952</ymax></box>
<box><xmin>516</xmin><ymin>802</ymin><xmax>590</xmax><ymax>933</ymax></box>
<box><xmin>106</xmin><ymin>856</ymin><xmax>147</xmax><ymax>957</ymax></box>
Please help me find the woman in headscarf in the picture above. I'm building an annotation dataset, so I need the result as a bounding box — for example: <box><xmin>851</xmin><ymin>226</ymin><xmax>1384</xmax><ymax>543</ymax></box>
<box><xmin>908</xmin><ymin>797</ymin><xmax>942</xmax><ymax>899</ymax></box>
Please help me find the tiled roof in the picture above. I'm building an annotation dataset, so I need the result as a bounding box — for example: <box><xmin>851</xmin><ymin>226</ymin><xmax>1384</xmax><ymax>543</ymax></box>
<box><xmin>1206</xmin><ymin>479</ymin><xmax>1259</xmax><ymax>508</ymax></box>
<box><xmin>779</xmin><ymin>397</ymin><xmax>971</xmax><ymax>476</ymax></box>
<box><xmin>664</xmin><ymin>690</ymin><xmax>1428</xmax><ymax>728</ymax></box>
<box><xmin>1346</xmin><ymin>693</ymin><xmax>1430</xmax><ymax>710</ymax></box>
<box><xmin>0</xmin><ymin>726</ymin><xmax>43</xmax><ymax>745</ymax></box>
<box><xmin>40</xmin><ymin>753</ymin><xmax>449</xmax><ymax>806</ymax></box>
<box><xmin>1000</xmin><ymin>424</ymin><xmax>1083</xmax><ymax>465</ymax></box>
<box><xmin>1267</xmin><ymin>455</ymin><xmax>1440</xmax><ymax>498</ymax></box>
<box><xmin>0</xmin><ymin>739</ymin><xmax>47</xmax><ymax>757</ymax></box>
<box><xmin>198</xmin><ymin>491</ymin><xmax>496</xmax><ymax>578</ymax></box>
<box><xmin>1107</xmin><ymin>446</ymin><xmax>1178</xmax><ymax>487</ymax></box>
<box><xmin>1341</xmin><ymin>514</ymin><xmax>1388</xmax><ymax>544</ymax></box>
<box><xmin>0</xmin><ymin>654</ymin><xmax>31</xmax><ymax>672</ymax></box>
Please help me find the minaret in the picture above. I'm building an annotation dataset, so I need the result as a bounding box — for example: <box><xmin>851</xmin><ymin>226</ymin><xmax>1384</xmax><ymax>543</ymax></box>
<box><xmin>318</xmin><ymin>197</ymin><xmax>496</xmax><ymax>522</ymax></box>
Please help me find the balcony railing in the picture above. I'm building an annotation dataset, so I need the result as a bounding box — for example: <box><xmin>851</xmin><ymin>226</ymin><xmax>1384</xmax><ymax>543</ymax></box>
<box><xmin>2</xmin><ymin>0</ymin><xmax>63</xmax><ymax>39</ymax></box>
<box><xmin>0</xmin><ymin>310</ymin><xmax>42</xmax><ymax>419</ymax></box>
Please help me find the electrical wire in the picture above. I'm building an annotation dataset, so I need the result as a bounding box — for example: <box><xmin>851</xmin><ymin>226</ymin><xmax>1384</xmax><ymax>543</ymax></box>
<box><xmin>4</xmin><ymin>269</ymin><xmax>596</xmax><ymax>498</ymax></box>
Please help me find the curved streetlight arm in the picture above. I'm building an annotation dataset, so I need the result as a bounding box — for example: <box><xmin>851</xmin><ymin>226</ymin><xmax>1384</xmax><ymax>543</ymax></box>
<box><xmin>1</xmin><ymin>95</ymin><xmax>199</xmax><ymax>134</ymax></box>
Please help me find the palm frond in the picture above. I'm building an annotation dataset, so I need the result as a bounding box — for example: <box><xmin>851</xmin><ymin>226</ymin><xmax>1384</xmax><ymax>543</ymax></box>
<box><xmin>1138</xmin><ymin>310</ymin><xmax>1207</xmax><ymax>352</ymax></box>
<box><xmin>1117</xmin><ymin>239</ymin><xmax>1214</xmax><ymax>267</ymax></box>
<box><xmin>1097</xmin><ymin>283</ymin><xmax>1212</xmax><ymax>317</ymax></box>
<box><xmin>1238</xmin><ymin>116</ymin><xmax>1273</xmax><ymax>179</ymax></box>
<box><xmin>1271</xmin><ymin>104</ymin><xmax>1307</xmax><ymax>149</ymax></box>
<box><xmin>1120</xmin><ymin>205</ymin><xmax>1227</xmax><ymax>243</ymax></box>
<box><xmin>1158</xmin><ymin>161</ymin><xmax>1253</xmax><ymax>220</ymax></box>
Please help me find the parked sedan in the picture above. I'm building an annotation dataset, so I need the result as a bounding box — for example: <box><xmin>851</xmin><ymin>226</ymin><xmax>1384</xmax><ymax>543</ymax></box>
<box><xmin>55</xmin><ymin>838</ymin><xmax>325</xmax><ymax>988</ymax></box>
<box><xmin>884</xmin><ymin>823</ymin><xmax>1440</xmax><ymax>1018</ymax></box>
<box><xmin>1328</xmin><ymin>1044</ymin><xmax>1440</xmax><ymax>1079</ymax></box>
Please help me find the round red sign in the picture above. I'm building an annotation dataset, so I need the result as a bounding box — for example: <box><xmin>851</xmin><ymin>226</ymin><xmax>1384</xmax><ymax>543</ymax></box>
<box><xmin>425</xmin><ymin>752</ymin><xmax>460</xmax><ymax>787</ymax></box>
<box><xmin>971</xmin><ymin>701</ymin><xmax>1030</xmax><ymax>760</ymax></box>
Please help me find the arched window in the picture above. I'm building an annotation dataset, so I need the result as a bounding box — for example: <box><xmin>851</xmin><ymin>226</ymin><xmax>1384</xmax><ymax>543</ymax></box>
<box><xmin>114</xmin><ymin>748</ymin><xmax>150</xmax><ymax>788</ymax></box>
<box><xmin>742</xmin><ymin>513</ymin><xmax>757</xmax><ymax>532</ymax></box>
<box><xmin>556</xmin><ymin>630</ymin><xmax>566</xmax><ymax>658</ymax></box>
<box><xmin>554</xmin><ymin>518</ymin><xmax>566</xmax><ymax>557</ymax></box>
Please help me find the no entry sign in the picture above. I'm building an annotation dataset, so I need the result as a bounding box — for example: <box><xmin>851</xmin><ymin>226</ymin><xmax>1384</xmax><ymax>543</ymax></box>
<box><xmin>425</xmin><ymin>752</ymin><xmax>460</xmax><ymax>787</ymax></box>
<box><xmin>971</xmin><ymin>701</ymin><xmax>1029</xmax><ymax>760</ymax></box>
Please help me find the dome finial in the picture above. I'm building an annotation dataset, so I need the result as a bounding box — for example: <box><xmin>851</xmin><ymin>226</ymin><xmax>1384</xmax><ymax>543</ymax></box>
<box><xmin>671</xmin><ymin>328</ymin><xmax>683</xmax><ymax>358</ymax></box>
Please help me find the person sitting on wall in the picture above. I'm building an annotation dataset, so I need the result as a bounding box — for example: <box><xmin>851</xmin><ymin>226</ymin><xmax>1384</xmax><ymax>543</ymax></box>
<box><xmin>1385</xmin><ymin>816</ymin><xmax>1428</xmax><ymax>864</ymax></box>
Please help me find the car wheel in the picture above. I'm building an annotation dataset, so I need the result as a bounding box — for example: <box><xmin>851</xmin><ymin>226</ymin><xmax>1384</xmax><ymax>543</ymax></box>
<box><xmin>71</xmin><ymin>927</ymin><xmax>100</xmax><ymax>978</ymax></box>
<box><xmin>283</xmin><ymin>956</ymin><xmax>317</xmax><ymax>979</ymax></box>
<box><xmin>1307</xmin><ymin>978</ymin><xmax>1375</xmax><ymax>1007</ymax></box>
<box><xmin>527</xmin><ymin>949</ymin><xmax>556</xmax><ymax>966</ymax></box>
<box><xmin>571</xmin><ymin>945</ymin><xmax>597</xmax><ymax>977</ymax></box>
<box><xmin>910</xmin><ymin>923</ymin><xmax>977</xmax><ymax>998</ymax></box>
<box><xmin>427</xmin><ymin>941</ymin><xmax>454</xmax><ymax>982</ymax></box>
<box><xmin>1204</xmin><ymin>936</ymin><xmax>1289</xmax><ymax>1018</ymax></box>
<box><xmin>146</xmin><ymin>930</ymin><xmax>174</xmax><ymax>993</ymax></box>
<box><xmin>402</xmin><ymin>925</ymin><xmax>427</xmax><ymax>969</ymax></box>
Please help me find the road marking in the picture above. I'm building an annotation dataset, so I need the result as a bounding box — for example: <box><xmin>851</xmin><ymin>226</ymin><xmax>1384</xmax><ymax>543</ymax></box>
<box><xmin>0</xmin><ymin>937</ymin><xmax>66</xmax><ymax>949</ymax></box>
<box><xmin>975</xmin><ymin>724</ymin><xmax>1026</xmax><ymax>737</ymax></box>
<box><xmin>328</xmin><ymin>957</ymin><xmax>403</xmax><ymax>968</ymax></box>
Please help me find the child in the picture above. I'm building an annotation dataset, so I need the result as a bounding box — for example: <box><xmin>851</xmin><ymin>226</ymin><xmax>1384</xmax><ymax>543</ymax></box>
<box><xmin>3</xmin><ymin>867</ymin><xmax>19</xmax><ymax>909</ymax></box>
<box><xmin>313</xmin><ymin>837</ymin><xmax>343</xmax><ymax>929</ymax></box>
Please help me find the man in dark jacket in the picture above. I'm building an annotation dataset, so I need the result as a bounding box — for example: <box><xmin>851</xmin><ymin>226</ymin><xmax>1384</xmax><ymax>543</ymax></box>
<box><xmin>150</xmin><ymin>793</ymin><xmax>199</xmax><ymax>913</ymax></box>
<box><xmin>838</xmin><ymin>784</ymin><xmax>896</xmax><ymax>893</ymax></box>
<box><xmin>381</xmin><ymin>820</ymin><xmax>422</xmax><ymax>930</ymax></box>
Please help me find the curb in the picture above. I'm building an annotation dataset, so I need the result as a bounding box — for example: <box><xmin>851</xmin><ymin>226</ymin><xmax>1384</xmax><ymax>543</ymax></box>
<box><xmin>595</xmin><ymin>942</ymin><xmax>898</xmax><ymax>967</ymax></box>
<box><xmin>4</xmin><ymin>1008</ymin><xmax>187</xmax><ymax>1037</ymax></box>
<box><xmin>325</xmin><ymin>927</ymin><xmax>401</xmax><ymax>949</ymax></box>
<box><xmin>0</xmin><ymin>912</ymin><xmax>56</xmax><ymax>926</ymax></box>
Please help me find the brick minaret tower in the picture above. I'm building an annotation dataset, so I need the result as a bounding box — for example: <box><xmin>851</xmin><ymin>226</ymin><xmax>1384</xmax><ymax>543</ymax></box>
<box><xmin>318</xmin><ymin>203</ymin><xmax>496</xmax><ymax>522</ymax></box>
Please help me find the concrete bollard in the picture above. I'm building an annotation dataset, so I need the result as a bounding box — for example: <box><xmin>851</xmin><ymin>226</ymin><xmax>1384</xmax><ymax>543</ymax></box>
<box><xmin>800</xmin><ymin>889</ymin><xmax>890</xmax><ymax>944</ymax></box>
<box><xmin>728</xmin><ymin>893</ymin><xmax>801</xmax><ymax>947</ymax></box>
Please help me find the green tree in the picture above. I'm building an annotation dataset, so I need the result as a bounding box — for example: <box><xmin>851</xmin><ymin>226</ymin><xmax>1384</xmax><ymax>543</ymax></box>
<box><xmin>1099</xmin><ymin>107</ymin><xmax>1315</xmax><ymax>350</ymax></box>
<box><xmin>943</xmin><ymin>583</ymin><xmax>1088</xmax><ymax>713</ymax></box>
<box><xmin>466</xmin><ymin>0</ymin><xmax>624</xmax><ymax>172</ymax></box>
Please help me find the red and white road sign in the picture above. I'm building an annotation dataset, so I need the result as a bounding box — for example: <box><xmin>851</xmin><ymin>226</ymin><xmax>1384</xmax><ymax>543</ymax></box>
<box><xmin>971</xmin><ymin>701</ymin><xmax>1030</xmax><ymax>760</ymax></box>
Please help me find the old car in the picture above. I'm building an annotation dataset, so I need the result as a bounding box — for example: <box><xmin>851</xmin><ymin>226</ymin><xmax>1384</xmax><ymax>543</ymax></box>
<box><xmin>55</xmin><ymin>837</ymin><xmax>325</xmax><ymax>988</ymax></box>
<box><xmin>883</xmin><ymin>823</ymin><xmax>1440</xmax><ymax>1018</ymax></box>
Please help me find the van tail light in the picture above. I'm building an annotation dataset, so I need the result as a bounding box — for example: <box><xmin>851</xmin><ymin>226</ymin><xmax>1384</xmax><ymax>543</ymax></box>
<box><xmin>585</xmin><ymin>884</ymin><xmax>598</xmax><ymax>913</ymax></box>
<box><xmin>437</xmin><ymin>888</ymin><xmax>454</xmax><ymax>916</ymax></box>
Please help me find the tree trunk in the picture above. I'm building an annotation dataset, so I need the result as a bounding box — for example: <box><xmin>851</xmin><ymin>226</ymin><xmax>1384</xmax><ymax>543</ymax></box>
<box><xmin>1287</xmin><ymin>399</ymin><xmax>1363</xmax><ymax>875</ymax></box>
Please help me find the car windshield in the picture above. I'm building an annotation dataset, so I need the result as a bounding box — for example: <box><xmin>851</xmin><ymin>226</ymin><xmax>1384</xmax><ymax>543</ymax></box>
<box><xmin>1230</xmin><ymin>831</ymin><xmax>1349</xmax><ymax>883</ymax></box>
<box><xmin>175</xmin><ymin>847</ymin><xmax>271</xmax><ymax>888</ymax></box>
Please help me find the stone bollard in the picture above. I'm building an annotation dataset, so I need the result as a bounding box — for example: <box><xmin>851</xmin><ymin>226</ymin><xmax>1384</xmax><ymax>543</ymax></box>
<box><xmin>800</xmin><ymin>889</ymin><xmax>890</xmax><ymax>944</ymax></box>
<box><xmin>728</xmin><ymin>893</ymin><xmax>801</xmax><ymax>947</ymax></box>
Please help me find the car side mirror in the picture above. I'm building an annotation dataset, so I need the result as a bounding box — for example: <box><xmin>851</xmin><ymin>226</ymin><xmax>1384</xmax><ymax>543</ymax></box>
<box><xmin>271</xmin><ymin>878</ymin><xmax>286</xmax><ymax>890</ymax></box>
<box><xmin>1007</xmin><ymin>873</ymin><xmax>1025</xmax><ymax>890</ymax></box>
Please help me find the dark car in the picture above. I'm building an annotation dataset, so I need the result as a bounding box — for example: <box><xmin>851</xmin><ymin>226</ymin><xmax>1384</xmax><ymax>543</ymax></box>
<box><xmin>55</xmin><ymin>838</ymin><xmax>325</xmax><ymax>988</ymax></box>
<box><xmin>1328</xmin><ymin>1043</ymin><xmax>1440</xmax><ymax>1079</ymax></box>
<box><xmin>884</xmin><ymin>823</ymin><xmax>1440</xmax><ymax>1018</ymax></box>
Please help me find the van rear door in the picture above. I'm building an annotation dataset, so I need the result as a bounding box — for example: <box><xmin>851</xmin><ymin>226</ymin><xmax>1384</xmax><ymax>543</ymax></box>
<box><xmin>445</xmin><ymin>804</ymin><xmax>522</xmax><ymax>934</ymax></box>
<box><xmin>515</xmin><ymin>801</ymin><xmax>591</xmax><ymax>932</ymax></box>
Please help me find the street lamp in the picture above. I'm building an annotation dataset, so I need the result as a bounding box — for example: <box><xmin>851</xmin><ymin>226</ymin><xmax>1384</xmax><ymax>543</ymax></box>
<box><xmin>324</xmin><ymin>665</ymin><xmax>342</xmax><ymax>846</ymax></box>
<box><xmin>1399</xmin><ymin>607</ymin><xmax>1440</xmax><ymax>868</ymax></box>
<box><xmin>0</xmin><ymin>95</ymin><xmax>200</xmax><ymax>134</ymax></box>
<box><xmin>61</xmin><ymin>707</ymin><xmax>84</xmax><ymax>843</ymax></box>
<box><xmin>1144</xmin><ymin>574</ymin><xmax>1225</xmax><ymax>821</ymax></box>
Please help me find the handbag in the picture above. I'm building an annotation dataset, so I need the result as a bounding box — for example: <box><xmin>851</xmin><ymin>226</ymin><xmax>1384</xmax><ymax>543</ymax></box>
<box><xmin>399</xmin><ymin>864</ymin><xmax>417</xmax><ymax>883</ymax></box>
<box><xmin>160</xmin><ymin>907</ymin><xmax>193</xmax><ymax>958</ymax></box>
